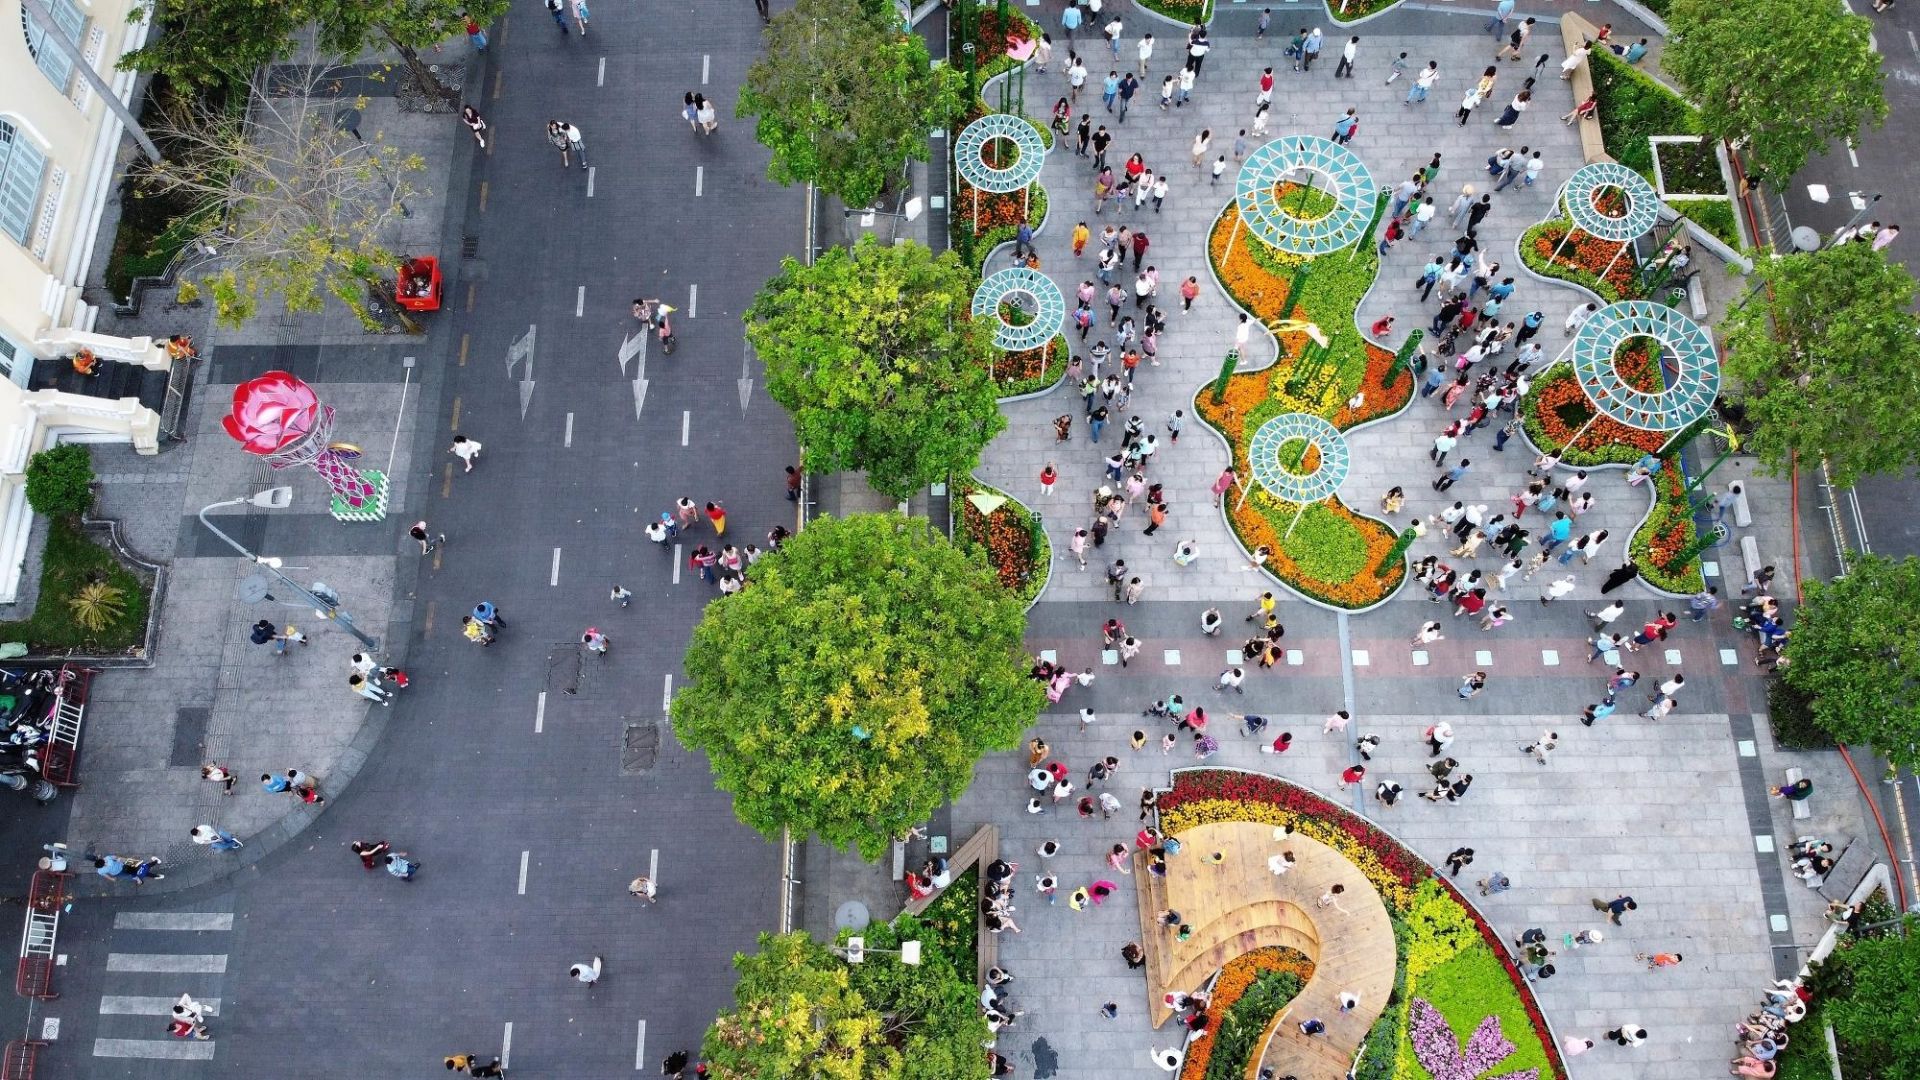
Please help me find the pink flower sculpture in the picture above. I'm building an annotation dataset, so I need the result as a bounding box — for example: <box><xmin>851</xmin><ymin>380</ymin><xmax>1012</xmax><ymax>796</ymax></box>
<box><xmin>223</xmin><ymin>371</ymin><xmax>320</xmax><ymax>455</ymax></box>
<box><xmin>1409</xmin><ymin>998</ymin><xmax>1539</xmax><ymax>1080</ymax></box>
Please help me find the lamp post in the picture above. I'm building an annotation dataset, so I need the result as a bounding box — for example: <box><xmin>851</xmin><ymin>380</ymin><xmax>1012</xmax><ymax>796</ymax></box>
<box><xmin>197</xmin><ymin>488</ymin><xmax>380</xmax><ymax>650</ymax></box>
<box><xmin>834</xmin><ymin>937</ymin><xmax>922</xmax><ymax>965</ymax></box>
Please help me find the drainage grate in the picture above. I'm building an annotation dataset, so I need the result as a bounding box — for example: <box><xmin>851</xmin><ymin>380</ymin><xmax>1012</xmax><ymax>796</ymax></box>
<box><xmin>461</xmin><ymin>235</ymin><xmax>479</xmax><ymax>258</ymax></box>
<box><xmin>621</xmin><ymin>722</ymin><xmax>660</xmax><ymax>774</ymax></box>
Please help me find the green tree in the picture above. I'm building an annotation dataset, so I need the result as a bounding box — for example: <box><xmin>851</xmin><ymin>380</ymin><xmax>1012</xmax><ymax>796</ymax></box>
<box><xmin>138</xmin><ymin>69</ymin><xmax>424</xmax><ymax>331</ymax></box>
<box><xmin>746</xmin><ymin>237</ymin><xmax>1004</xmax><ymax>500</ymax></box>
<box><xmin>120</xmin><ymin>0</ymin><xmax>505</xmax><ymax>101</ymax></box>
<box><xmin>1781</xmin><ymin>554</ymin><xmax>1920</xmax><ymax>768</ymax></box>
<box><xmin>738</xmin><ymin>0</ymin><xmax>963</xmax><ymax>206</ymax></box>
<box><xmin>672</xmin><ymin>513</ymin><xmax>1039</xmax><ymax>858</ymax></box>
<box><xmin>1665</xmin><ymin>0</ymin><xmax>1886</xmax><ymax>181</ymax></box>
<box><xmin>1817</xmin><ymin>918</ymin><xmax>1920</xmax><ymax>1074</ymax></box>
<box><xmin>1719</xmin><ymin>242</ymin><xmax>1920</xmax><ymax>487</ymax></box>
<box><xmin>24</xmin><ymin>445</ymin><xmax>94</xmax><ymax>519</ymax></box>
<box><xmin>702</xmin><ymin>922</ymin><xmax>986</xmax><ymax>1080</ymax></box>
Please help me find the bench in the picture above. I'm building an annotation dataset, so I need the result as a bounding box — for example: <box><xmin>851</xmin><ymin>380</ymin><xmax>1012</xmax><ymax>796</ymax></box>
<box><xmin>1686</xmin><ymin>275</ymin><xmax>1709</xmax><ymax>320</ymax></box>
<box><xmin>1785</xmin><ymin>766</ymin><xmax>1811</xmax><ymax>821</ymax></box>
<box><xmin>1816</xmin><ymin>840</ymin><xmax>1864</xmax><ymax>901</ymax></box>
<box><xmin>1739</xmin><ymin>536</ymin><xmax>1764</xmax><ymax>591</ymax></box>
<box><xmin>1731</xmin><ymin>482</ymin><xmax>1753</xmax><ymax>529</ymax></box>
<box><xmin>1560</xmin><ymin>14</ymin><xmax>1612</xmax><ymax>165</ymax></box>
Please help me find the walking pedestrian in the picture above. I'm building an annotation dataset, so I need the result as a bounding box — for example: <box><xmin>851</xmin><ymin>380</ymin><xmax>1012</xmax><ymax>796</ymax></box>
<box><xmin>544</xmin><ymin>0</ymin><xmax>568</xmax><ymax>33</ymax></box>
<box><xmin>629</xmin><ymin>875</ymin><xmax>658</xmax><ymax>903</ymax></box>
<box><xmin>461</xmin><ymin>106</ymin><xmax>488</xmax><ymax>149</ymax></box>
<box><xmin>570</xmin><ymin>957</ymin><xmax>604</xmax><ymax>986</ymax></box>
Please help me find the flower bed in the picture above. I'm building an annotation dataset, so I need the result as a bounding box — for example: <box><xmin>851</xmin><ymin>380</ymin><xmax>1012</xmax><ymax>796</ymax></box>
<box><xmin>1158</xmin><ymin>769</ymin><xmax>1566</xmax><ymax>1080</ymax></box>
<box><xmin>992</xmin><ymin>333</ymin><xmax>1067</xmax><ymax>398</ymax></box>
<box><xmin>1521</xmin><ymin>220</ymin><xmax>1643</xmax><ymax>303</ymax></box>
<box><xmin>1630</xmin><ymin>455</ymin><xmax>1706</xmax><ymax>594</ymax></box>
<box><xmin>1196</xmin><ymin>200</ymin><xmax>1411</xmax><ymax>610</ymax></box>
<box><xmin>1138</xmin><ymin>0</ymin><xmax>1212</xmax><ymax>22</ymax></box>
<box><xmin>1519</xmin><ymin>366</ymin><xmax>1665</xmax><ymax>465</ymax></box>
<box><xmin>953</xmin><ymin>172</ymin><xmax>1049</xmax><ymax>270</ymax></box>
<box><xmin>1180</xmin><ymin>948</ymin><xmax>1312</xmax><ymax>1080</ymax></box>
<box><xmin>962</xmin><ymin>6</ymin><xmax>1041</xmax><ymax>84</ymax></box>
<box><xmin>952</xmin><ymin>477</ymin><xmax>1050</xmax><ymax>604</ymax></box>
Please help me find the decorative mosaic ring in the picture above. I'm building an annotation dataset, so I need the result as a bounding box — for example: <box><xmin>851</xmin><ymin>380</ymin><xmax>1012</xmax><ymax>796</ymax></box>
<box><xmin>1234</xmin><ymin>136</ymin><xmax>1377</xmax><ymax>256</ymax></box>
<box><xmin>972</xmin><ymin>266</ymin><xmax>1066</xmax><ymax>352</ymax></box>
<box><xmin>954</xmin><ymin>112</ymin><xmax>1048</xmax><ymax>194</ymax></box>
<box><xmin>1248</xmin><ymin>412</ymin><xmax>1350</xmax><ymax>504</ymax></box>
<box><xmin>1570</xmin><ymin>300</ymin><xmax>1720</xmax><ymax>433</ymax></box>
<box><xmin>1561</xmin><ymin>161</ymin><xmax>1661</xmax><ymax>243</ymax></box>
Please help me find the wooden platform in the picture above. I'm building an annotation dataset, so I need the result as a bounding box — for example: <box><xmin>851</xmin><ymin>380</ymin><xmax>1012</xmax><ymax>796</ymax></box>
<box><xmin>1131</xmin><ymin>821</ymin><xmax>1397</xmax><ymax>1080</ymax></box>
<box><xmin>902</xmin><ymin>824</ymin><xmax>999</xmax><ymax>985</ymax></box>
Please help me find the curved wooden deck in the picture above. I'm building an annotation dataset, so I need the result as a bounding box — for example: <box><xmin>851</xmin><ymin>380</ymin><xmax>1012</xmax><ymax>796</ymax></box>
<box><xmin>1132</xmin><ymin>820</ymin><xmax>1396</xmax><ymax>1080</ymax></box>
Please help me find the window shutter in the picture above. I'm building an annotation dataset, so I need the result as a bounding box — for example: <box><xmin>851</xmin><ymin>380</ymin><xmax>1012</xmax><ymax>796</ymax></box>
<box><xmin>0</xmin><ymin>122</ymin><xmax>47</xmax><ymax>245</ymax></box>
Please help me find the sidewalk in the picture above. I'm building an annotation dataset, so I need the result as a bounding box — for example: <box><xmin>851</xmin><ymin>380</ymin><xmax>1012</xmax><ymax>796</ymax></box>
<box><xmin>46</xmin><ymin>52</ymin><xmax>477</xmax><ymax>896</ymax></box>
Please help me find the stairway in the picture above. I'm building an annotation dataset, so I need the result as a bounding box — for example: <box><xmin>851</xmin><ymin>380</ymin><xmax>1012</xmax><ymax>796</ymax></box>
<box><xmin>29</xmin><ymin>356</ymin><xmax>171</xmax><ymax>416</ymax></box>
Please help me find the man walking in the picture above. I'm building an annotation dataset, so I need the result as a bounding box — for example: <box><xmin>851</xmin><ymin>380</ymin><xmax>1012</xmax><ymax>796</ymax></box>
<box><xmin>570</xmin><ymin>957</ymin><xmax>604</xmax><ymax>987</ymax></box>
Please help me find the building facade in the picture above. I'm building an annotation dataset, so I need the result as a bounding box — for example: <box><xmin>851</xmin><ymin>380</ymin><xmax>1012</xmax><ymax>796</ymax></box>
<box><xmin>0</xmin><ymin>0</ymin><xmax>166</xmax><ymax>602</ymax></box>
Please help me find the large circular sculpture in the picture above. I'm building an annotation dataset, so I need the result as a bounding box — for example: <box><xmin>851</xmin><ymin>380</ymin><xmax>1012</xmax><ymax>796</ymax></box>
<box><xmin>972</xmin><ymin>266</ymin><xmax>1065</xmax><ymax>352</ymax></box>
<box><xmin>1234</xmin><ymin>136</ymin><xmax>1377</xmax><ymax>256</ymax></box>
<box><xmin>1248</xmin><ymin>412</ymin><xmax>1350</xmax><ymax>504</ymax></box>
<box><xmin>1561</xmin><ymin>160</ymin><xmax>1661</xmax><ymax>243</ymax></box>
<box><xmin>1569</xmin><ymin>300</ymin><xmax>1720</xmax><ymax>432</ymax></box>
<box><xmin>954</xmin><ymin>112</ymin><xmax>1047</xmax><ymax>194</ymax></box>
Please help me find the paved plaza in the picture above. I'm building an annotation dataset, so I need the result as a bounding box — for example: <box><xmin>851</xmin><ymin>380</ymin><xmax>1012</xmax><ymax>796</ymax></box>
<box><xmin>954</xmin><ymin>6</ymin><xmax>1810</xmax><ymax>1078</ymax></box>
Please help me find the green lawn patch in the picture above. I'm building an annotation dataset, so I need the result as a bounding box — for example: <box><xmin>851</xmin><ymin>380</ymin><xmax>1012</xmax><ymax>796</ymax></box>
<box><xmin>0</xmin><ymin>518</ymin><xmax>151</xmax><ymax>652</ymax></box>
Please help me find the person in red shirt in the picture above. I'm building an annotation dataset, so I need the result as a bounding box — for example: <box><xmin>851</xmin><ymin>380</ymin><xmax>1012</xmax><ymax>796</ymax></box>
<box><xmin>1370</xmin><ymin>314</ymin><xmax>1396</xmax><ymax>337</ymax></box>
<box><xmin>1040</xmin><ymin>464</ymin><xmax>1057</xmax><ymax>495</ymax></box>
<box><xmin>704</xmin><ymin>500</ymin><xmax>726</xmax><ymax>535</ymax></box>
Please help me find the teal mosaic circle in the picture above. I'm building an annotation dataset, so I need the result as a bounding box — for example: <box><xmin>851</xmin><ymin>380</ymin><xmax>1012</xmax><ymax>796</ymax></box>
<box><xmin>1569</xmin><ymin>300</ymin><xmax>1720</xmax><ymax>433</ymax></box>
<box><xmin>1234</xmin><ymin>136</ymin><xmax>1377</xmax><ymax>256</ymax></box>
<box><xmin>1562</xmin><ymin>161</ymin><xmax>1661</xmax><ymax>243</ymax></box>
<box><xmin>972</xmin><ymin>266</ymin><xmax>1065</xmax><ymax>352</ymax></box>
<box><xmin>954</xmin><ymin>112</ymin><xmax>1047</xmax><ymax>195</ymax></box>
<box><xmin>1248</xmin><ymin>412</ymin><xmax>1350</xmax><ymax>504</ymax></box>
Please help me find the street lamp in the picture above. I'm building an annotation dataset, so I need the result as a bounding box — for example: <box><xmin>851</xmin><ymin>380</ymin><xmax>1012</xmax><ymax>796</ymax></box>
<box><xmin>842</xmin><ymin>198</ymin><xmax>924</xmax><ymax>228</ymax></box>
<box><xmin>197</xmin><ymin>488</ymin><xmax>380</xmax><ymax>650</ymax></box>
<box><xmin>1807</xmin><ymin>186</ymin><xmax>1880</xmax><ymax>247</ymax></box>
<box><xmin>835</xmin><ymin>937</ymin><xmax>921</xmax><ymax>965</ymax></box>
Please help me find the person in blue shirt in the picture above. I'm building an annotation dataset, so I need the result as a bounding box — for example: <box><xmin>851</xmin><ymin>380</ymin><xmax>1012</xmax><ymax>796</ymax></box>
<box><xmin>1542</xmin><ymin>513</ymin><xmax>1574</xmax><ymax>552</ymax></box>
<box><xmin>1616</xmin><ymin>37</ymin><xmax>1649</xmax><ymax>64</ymax></box>
<box><xmin>1102</xmin><ymin>70</ymin><xmax>1121</xmax><ymax>112</ymax></box>
<box><xmin>1489</xmin><ymin>277</ymin><xmax>1516</xmax><ymax>302</ymax></box>
<box><xmin>1517</xmin><ymin>309</ymin><xmax>1545</xmax><ymax>343</ymax></box>
<box><xmin>1061</xmin><ymin>3</ymin><xmax>1082</xmax><ymax>41</ymax></box>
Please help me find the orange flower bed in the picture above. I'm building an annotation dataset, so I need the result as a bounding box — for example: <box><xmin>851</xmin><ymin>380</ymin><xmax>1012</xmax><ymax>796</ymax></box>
<box><xmin>955</xmin><ymin>174</ymin><xmax>1037</xmax><ymax>241</ymax></box>
<box><xmin>1529</xmin><ymin>222</ymin><xmax>1639</xmax><ymax>299</ymax></box>
<box><xmin>1209</xmin><ymin>204</ymin><xmax>1300</xmax><ymax>326</ymax></box>
<box><xmin>1332</xmin><ymin>341</ymin><xmax>1410</xmax><ymax>426</ymax></box>
<box><xmin>1526</xmin><ymin>367</ymin><xmax>1665</xmax><ymax>459</ymax></box>
<box><xmin>1178</xmin><ymin>947</ymin><xmax>1317</xmax><ymax>1080</ymax></box>
<box><xmin>1227</xmin><ymin>492</ymin><xmax>1405</xmax><ymax>608</ymax></box>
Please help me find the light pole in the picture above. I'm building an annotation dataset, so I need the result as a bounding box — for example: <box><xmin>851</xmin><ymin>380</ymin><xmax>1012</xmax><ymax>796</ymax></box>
<box><xmin>834</xmin><ymin>937</ymin><xmax>921</xmax><ymax>965</ymax></box>
<box><xmin>197</xmin><ymin>488</ymin><xmax>380</xmax><ymax>650</ymax></box>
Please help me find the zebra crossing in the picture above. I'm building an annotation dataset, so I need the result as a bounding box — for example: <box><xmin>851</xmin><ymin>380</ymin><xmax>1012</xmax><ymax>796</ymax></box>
<box><xmin>90</xmin><ymin>911</ymin><xmax>233</xmax><ymax>1061</ymax></box>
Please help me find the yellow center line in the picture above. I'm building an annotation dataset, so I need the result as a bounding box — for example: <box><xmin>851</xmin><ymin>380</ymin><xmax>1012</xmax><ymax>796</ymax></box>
<box><xmin>450</xmin><ymin>397</ymin><xmax>462</xmax><ymax>431</ymax></box>
<box><xmin>442</xmin><ymin>463</ymin><xmax>454</xmax><ymax>499</ymax></box>
<box><xmin>459</xmin><ymin>332</ymin><xmax>470</xmax><ymax>366</ymax></box>
<box><xmin>478</xmin><ymin>181</ymin><xmax>489</xmax><ymax>213</ymax></box>
<box><xmin>424</xmin><ymin>599</ymin><xmax>436</xmax><ymax>631</ymax></box>
<box><xmin>491</xmin><ymin>69</ymin><xmax>503</xmax><ymax>100</ymax></box>
<box><xmin>465</xmin><ymin>284</ymin><xmax>475</xmax><ymax>313</ymax></box>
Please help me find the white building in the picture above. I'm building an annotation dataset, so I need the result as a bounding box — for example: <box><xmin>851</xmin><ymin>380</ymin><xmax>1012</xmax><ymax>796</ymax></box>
<box><xmin>0</xmin><ymin>0</ymin><xmax>173</xmax><ymax>602</ymax></box>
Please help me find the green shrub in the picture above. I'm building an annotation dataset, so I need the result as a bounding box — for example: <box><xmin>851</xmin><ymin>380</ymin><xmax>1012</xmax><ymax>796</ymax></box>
<box><xmin>1767</xmin><ymin>678</ymin><xmax>1835</xmax><ymax>749</ymax></box>
<box><xmin>1672</xmin><ymin>198</ymin><xmax>1742</xmax><ymax>249</ymax></box>
<box><xmin>25</xmin><ymin>445</ymin><xmax>95</xmax><ymax>519</ymax></box>
<box><xmin>0</xmin><ymin>518</ymin><xmax>149</xmax><ymax>651</ymax></box>
<box><xmin>1203</xmin><ymin>968</ymin><xmax>1302</xmax><ymax>1080</ymax></box>
<box><xmin>1590</xmin><ymin>48</ymin><xmax>1701</xmax><ymax>180</ymax></box>
<box><xmin>1278</xmin><ymin>503</ymin><xmax>1371</xmax><ymax>583</ymax></box>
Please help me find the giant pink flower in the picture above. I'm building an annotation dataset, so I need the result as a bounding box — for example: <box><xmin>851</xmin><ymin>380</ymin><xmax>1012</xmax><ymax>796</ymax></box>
<box><xmin>223</xmin><ymin>371</ymin><xmax>319</xmax><ymax>456</ymax></box>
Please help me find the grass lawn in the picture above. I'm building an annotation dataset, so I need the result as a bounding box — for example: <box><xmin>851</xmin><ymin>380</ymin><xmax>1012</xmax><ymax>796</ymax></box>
<box><xmin>0</xmin><ymin>518</ymin><xmax>151</xmax><ymax>653</ymax></box>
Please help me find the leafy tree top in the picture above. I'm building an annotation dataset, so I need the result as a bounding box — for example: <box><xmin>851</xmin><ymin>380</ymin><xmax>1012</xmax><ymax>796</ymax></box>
<box><xmin>738</xmin><ymin>0</ymin><xmax>963</xmax><ymax>206</ymax></box>
<box><xmin>1781</xmin><ymin>554</ymin><xmax>1920</xmax><ymax>769</ymax></box>
<box><xmin>1665</xmin><ymin>0</ymin><xmax>1886</xmax><ymax>181</ymax></box>
<box><xmin>1818</xmin><ymin>917</ymin><xmax>1920</xmax><ymax>1073</ymax></box>
<box><xmin>671</xmin><ymin>513</ymin><xmax>1040</xmax><ymax>859</ymax></box>
<box><xmin>746</xmin><ymin>237</ymin><xmax>1005</xmax><ymax>500</ymax></box>
<box><xmin>1720</xmin><ymin>242</ymin><xmax>1920</xmax><ymax>486</ymax></box>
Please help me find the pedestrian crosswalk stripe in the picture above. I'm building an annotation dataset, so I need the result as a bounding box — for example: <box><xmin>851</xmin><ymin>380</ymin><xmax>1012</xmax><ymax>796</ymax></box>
<box><xmin>93</xmin><ymin>1039</ymin><xmax>216</xmax><ymax>1060</ymax></box>
<box><xmin>106</xmin><ymin>953</ymin><xmax>227</xmax><ymax>974</ymax></box>
<box><xmin>100</xmin><ymin>996</ymin><xmax>221</xmax><ymax>1016</ymax></box>
<box><xmin>112</xmin><ymin>912</ymin><xmax>233</xmax><ymax>932</ymax></box>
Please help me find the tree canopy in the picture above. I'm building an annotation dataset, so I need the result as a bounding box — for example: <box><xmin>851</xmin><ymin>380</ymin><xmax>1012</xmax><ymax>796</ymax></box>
<box><xmin>746</xmin><ymin>237</ymin><xmax>1005</xmax><ymax>501</ymax></box>
<box><xmin>1719</xmin><ymin>242</ymin><xmax>1920</xmax><ymax>487</ymax></box>
<box><xmin>1665</xmin><ymin>0</ymin><xmax>1886</xmax><ymax>181</ymax></box>
<box><xmin>1780</xmin><ymin>554</ymin><xmax>1920</xmax><ymax>769</ymax></box>
<box><xmin>702</xmin><ymin>917</ymin><xmax>986</xmax><ymax>1080</ymax></box>
<box><xmin>671</xmin><ymin>513</ymin><xmax>1039</xmax><ymax>858</ymax></box>
<box><xmin>1816</xmin><ymin>918</ymin><xmax>1920</xmax><ymax>1075</ymax></box>
<box><xmin>737</xmin><ymin>0</ymin><xmax>963</xmax><ymax>206</ymax></box>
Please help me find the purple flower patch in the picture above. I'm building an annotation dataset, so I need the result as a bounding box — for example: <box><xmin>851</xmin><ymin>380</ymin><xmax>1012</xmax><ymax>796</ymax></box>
<box><xmin>1409</xmin><ymin>998</ymin><xmax>1540</xmax><ymax>1080</ymax></box>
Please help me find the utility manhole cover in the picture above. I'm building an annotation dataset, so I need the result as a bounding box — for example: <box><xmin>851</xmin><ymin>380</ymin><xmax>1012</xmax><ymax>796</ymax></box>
<box><xmin>621</xmin><ymin>722</ymin><xmax>659</xmax><ymax>774</ymax></box>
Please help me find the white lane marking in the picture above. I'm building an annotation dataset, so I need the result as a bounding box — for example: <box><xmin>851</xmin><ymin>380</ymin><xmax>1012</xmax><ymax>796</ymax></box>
<box><xmin>112</xmin><ymin>913</ymin><xmax>232</xmax><ymax>932</ymax></box>
<box><xmin>92</xmin><ymin>1039</ymin><xmax>216</xmax><ymax>1060</ymax></box>
<box><xmin>695</xmin><ymin>165</ymin><xmax>704</xmax><ymax>197</ymax></box>
<box><xmin>564</xmin><ymin>412</ymin><xmax>574</xmax><ymax>448</ymax></box>
<box><xmin>535</xmin><ymin>691</ymin><xmax>547</xmax><ymax>733</ymax></box>
<box><xmin>662</xmin><ymin>673</ymin><xmax>673</xmax><ymax>712</ymax></box>
<box><xmin>576</xmin><ymin>285</ymin><xmax>586</xmax><ymax>316</ymax></box>
<box><xmin>672</xmin><ymin>543</ymin><xmax>682</xmax><ymax>584</ymax></box>
<box><xmin>681</xmin><ymin>410</ymin><xmax>690</xmax><ymax>446</ymax></box>
<box><xmin>551</xmin><ymin>547</ymin><xmax>563</xmax><ymax>586</ymax></box>
<box><xmin>687</xmin><ymin>283</ymin><xmax>697</xmax><ymax>318</ymax></box>
<box><xmin>635</xmin><ymin>1019</ymin><xmax>647</xmax><ymax>1069</ymax></box>
<box><xmin>587</xmin><ymin>166</ymin><xmax>596</xmax><ymax>197</ymax></box>
<box><xmin>502</xmin><ymin>1022</ymin><xmax>512</xmax><ymax>1070</ymax></box>
<box><xmin>1909</xmin><ymin>28</ymin><xmax>1917</xmax><ymax>53</ymax></box>
<box><xmin>649</xmin><ymin>847</ymin><xmax>659</xmax><ymax>884</ymax></box>
<box><xmin>106</xmin><ymin>954</ymin><xmax>227</xmax><ymax>973</ymax></box>
<box><xmin>518</xmin><ymin>850</ymin><xmax>530</xmax><ymax>895</ymax></box>
<box><xmin>598</xmin><ymin>57</ymin><xmax>606</xmax><ymax>86</ymax></box>
<box><xmin>702</xmin><ymin>54</ymin><xmax>710</xmax><ymax>84</ymax></box>
<box><xmin>99</xmin><ymin>997</ymin><xmax>221</xmax><ymax>1016</ymax></box>
<box><xmin>1848</xmin><ymin>141</ymin><xmax>1860</xmax><ymax>167</ymax></box>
